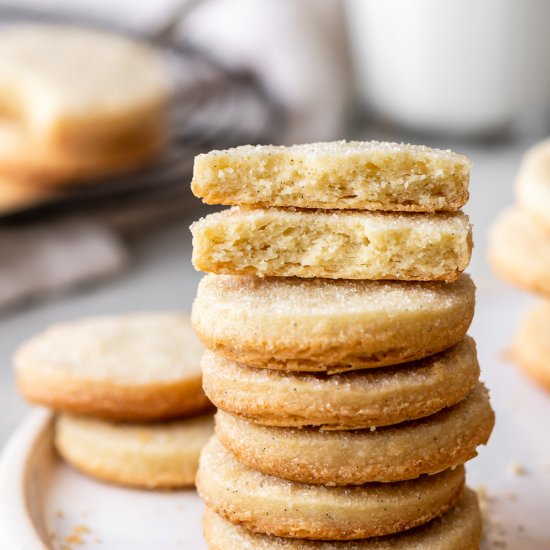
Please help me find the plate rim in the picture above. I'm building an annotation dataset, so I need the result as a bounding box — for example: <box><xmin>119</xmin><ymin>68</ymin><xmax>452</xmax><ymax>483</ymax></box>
<box><xmin>0</xmin><ymin>408</ymin><xmax>53</xmax><ymax>550</ymax></box>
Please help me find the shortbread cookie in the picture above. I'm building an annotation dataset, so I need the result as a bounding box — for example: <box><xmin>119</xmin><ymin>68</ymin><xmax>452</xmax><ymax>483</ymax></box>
<box><xmin>215</xmin><ymin>384</ymin><xmax>493</xmax><ymax>485</ymax></box>
<box><xmin>191</xmin><ymin>208</ymin><xmax>472</xmax><ymax>282</ymax></box>
<box><xmin>0</xmin><ymin>24</ymin><xmax>169</xmax><ymax>180</ymax></box>
<box><xmin>203</xmin><ymin>488</ymin><xmax>482</xmax><ymax>549</ymax></box>
<box><xmin>192</xmin><ymin>274</ymin><xmax>475</xmax><ymax>372</ymax></box>
<box><xmin>512</xmin><ymin>302</ymin><xmax>550</xmax><ymax>391</ymax></box>
<box><xmin>515</xmin><ymin>138</ymin><xmax>550</xmax><ymax>229</ymax></box>
<box><xmin>202</xmin><ymin>338</ymin><xmax>480</xmax><ymax>429</ymax></box>
<box><xmin>192</xmin><ymin>141</ymin><xmax>470</xmax><ymax>212</ymax></box>
<box><xmin>197</xmin><ymin>436</ymin><xmax>465</xmax><ymax>540</ymax></box>
<box><xmin>15</xmin><ymin>312</ymin><xmax>211</xmax><ymax>421</ymax></box>
<box><xmin>488</xmin><ymin>207</ymin><xmax>550</xmax><ymax>296</ymax></box>
<box><xmin>55</xmin><ymin>413</ymin><xmax>213</xmax><ymax>489</ymax></box>
<box><xmin>0</xmin><ymin>176</ymin><xmax>56</xmax><ymax>214</ymax></box>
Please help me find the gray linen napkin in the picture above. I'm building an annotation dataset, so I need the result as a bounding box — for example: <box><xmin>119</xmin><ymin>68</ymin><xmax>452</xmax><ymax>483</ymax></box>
<box><xmin>0</xmin><ymin>218</ymin><xmax>128</xmax><ymax>311</ymax></box>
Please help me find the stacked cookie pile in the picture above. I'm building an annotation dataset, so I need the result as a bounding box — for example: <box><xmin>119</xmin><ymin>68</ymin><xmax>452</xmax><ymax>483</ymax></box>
<box><xmin>489</xmin><ymin>138</ymin><xmax>550</xmax><ymax>392</ymax></box>
<box><xmin>14</xmin><ymin>313</ymin><xmax>213</xmax><ymax>489</ymax></box>
<box><xmin>191</xmin><ymin>141</ymin><xmax>495</xmax><ymax>548</ymax></box>
<box><xmin>0</xmin><ymin>24</ymin><xmax>168</xmax><ymax>214</ymax></box>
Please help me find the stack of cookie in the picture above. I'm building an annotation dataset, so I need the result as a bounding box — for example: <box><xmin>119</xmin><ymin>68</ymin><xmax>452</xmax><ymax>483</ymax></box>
<box><xmin>0</xmin><ymin>24</ymin><xmax>168</xmax><ymax>214</ymax></box>
<box><xmin>191</xmin><ymin>141</ymin><xmax>494</xmax><ymax>547</ymax></box>
<box><xmin>489</xmin><ymin>138</ymin><xmax>550</xmax><ymax>392</ymax></box>
<box><xmin>14</xmin><ymin>313</ymin><xmax>213</xmax><ymax>489</ymax></box>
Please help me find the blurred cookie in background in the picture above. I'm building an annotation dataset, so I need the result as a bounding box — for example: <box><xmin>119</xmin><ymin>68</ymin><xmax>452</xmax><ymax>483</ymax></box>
<box><xmin>512</xmin><ymin>302</ymin><xmax>550</xmax><ymax>392</ymax></box>
<box><xmin>516</xmin><ymin>138</ymin><xmax>550</xmax><ymax>230</ymax></box>
<box><xmin>0</xmin><ymin>23</ymin><xmax>169</xmax><ymax>183</ymax></box>
<box><xmin>489</xmin><ymin>137</ymin><xmax>550</xmax><ymax>392</ymax></box>
<box><xmin>0</xmin><ymin>174</ymin><xmax>60</xmax><ymax>214</ymax></box>
<box><xmin>490</xmin><ymin>138</ymin><xmax>550</xmax><ymax>296</ymax></box>
<box><xmin>489</xmin><ymin>207</ymin><xmax>550</xmax><ymax>296</ymax></box>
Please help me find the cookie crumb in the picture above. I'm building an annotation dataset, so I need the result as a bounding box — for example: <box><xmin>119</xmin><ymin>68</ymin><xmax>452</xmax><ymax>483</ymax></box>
<box><xmin>63</xmin><ymin>524</ymin><xmax>90</xmax><ymax>549</ymax></box>
<box><xmin>475</xmin><ymin>484</ymin><xmax>488</xmax><ymax>502</ymax></box>
<box><xmin>507</xmin><ymin>461</ymin><xmax>527</xmax><ymax>476</ymax></box>
<box><xmin>475</xmin><ymin>484</ymin><xmax>492</xmax><ymax>519</ymax></box>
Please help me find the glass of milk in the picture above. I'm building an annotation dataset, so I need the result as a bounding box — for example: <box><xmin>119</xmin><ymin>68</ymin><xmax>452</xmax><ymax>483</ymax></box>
<box><xmin>346</xmin><ymin>0</ymin><xmax>550</xmax><ymax>136</ymax></box>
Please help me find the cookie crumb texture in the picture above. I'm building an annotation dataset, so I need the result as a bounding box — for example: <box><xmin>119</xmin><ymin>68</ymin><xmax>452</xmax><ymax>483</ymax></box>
<box><xmin>192</xmin><ymin>141</ymin><xmax>470</xmax><ymax>212</ymax></box>
<box><xmin>202</xmin><ymin>488</ymin><xmax>482</xmax><ymax>549</ymax></box>
<box><xmin>196</xmin><ymin>437</ymin><xmax>465</xmax><ymax>541</ymax></box>
<box><xmin>192</xmin><ymin>274</ymin><xmax>476</xmax><ymax>371</ymax></box>
<box><xmin>192</xmin><ymin>208</ymin><xmax>472</xmax><ymax>282</ymax></box>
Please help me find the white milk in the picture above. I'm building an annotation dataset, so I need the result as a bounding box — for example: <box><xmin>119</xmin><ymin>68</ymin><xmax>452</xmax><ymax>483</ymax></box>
<box><xmin>346</xmin><ymin>0</ymin><xmax>550</xmax><ymax>134</ymax></box>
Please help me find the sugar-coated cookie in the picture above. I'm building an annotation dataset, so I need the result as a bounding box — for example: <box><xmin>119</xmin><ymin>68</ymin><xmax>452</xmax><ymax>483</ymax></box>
<box><xmin>512</xmin><ymin>301</ymin><xmax>550</xmax><ymax>391</ymax></box>
<box><xmin>515</xmin><ymin>138</ymin><xmax>550</xmax><ymax>230</ymax></box>
<box><xmin>192</xmin><ymin>141</ymin><xmax>470</xmax><ymax>212</ymax></box>
<box><xmin>202</xmin><ymin>338</ymin><xmax>480</xmax><ymax>429</ymax></box>
<box><xmin>0</xmin><ymin>24</ymin><xmax>169</xmax><ymax>180</ymax></box>
<box><xmin>191</xmin><ymin>207</ymin><xmax>472</xmax><ymax>282</ymax></box>
<box><xmin>15</xmin><ymin>312</ymin><xmax>211</xmax><ymax>421</ymax></box>
<box><xmin>203</xmin><ymin>488</ymin><xmax>482</xmax><ymax>549</ymax></box>
<box><xmin>55</xmin><ymin>413</ymin><xmax>213</xmax><ymax>489</ymax></box>
<box><xmin>196</xmin><ymin>436</ymin><xmax>465</xmax><ymax>540</ymax></box>
<box><xmin>192</xmin><ymin>274</ymin><xmax>475</xmax><ymax>372</ymax></box>
<box><xmin>488</xmin><ymin>207</ymin><xmax>550</xmax><ymax>296</ymax></box>
<box><xmin>215</xmin><ymin>384</ymin><xmax>493</xmax><ymax>485</ymax></box>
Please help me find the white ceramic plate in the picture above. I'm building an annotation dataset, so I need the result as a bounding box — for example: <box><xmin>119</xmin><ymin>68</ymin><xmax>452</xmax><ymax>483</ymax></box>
<box><xmin>0</xmin><ymin>410</ymin><xmax>206</xmax><ymax>550</ymax></box>
<box><xmin>0</xmin><ymin>284</ymin><xmax>549</xmax><ymax>549</ymax></box>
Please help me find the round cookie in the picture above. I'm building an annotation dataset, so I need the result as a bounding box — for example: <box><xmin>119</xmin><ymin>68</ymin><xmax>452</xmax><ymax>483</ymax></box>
<box><xmin>196</xmin><ymin>436</ymin><xmax>465</xmax><ymax>540</ymax></box>
<box><xmin>0</xmin><ymin>175</ymin><xmax>58</xmax><ymax>214</ymax></box>
<box><xmin>0</xmin><ymin>24</ymin><xmax>169</xmax><ymax>181</ymax></box>
<box><xmin>55</xmin><ymin>413</ymin><xmax>213</xmax><ymax>489</ymax></box>
<box><xmin>202</xmin><ymin>337</ymin><xmax>480</xmax><ymax>429</ymax></box>
<box><xmin>512</xmin><ymin>302</ymin><xmax>550</xmax><ymax>391</ymax></box>
<box><xmin>215</xmin><ymin>384</ymin><xmax>493</xmax><ymax>485</ymax></box>
<box><xmin>203</xmin><ymin>488</ymin><xmax>482</xmax><ymax>550</ymax></box>
<box><xmin>14</xmin><ymin>312</ymin><xmax>212</xmax><ymax>421</ymax></box>
<box><xmin>192</xmin><ymin>274</ymin><xmax>476</xmax><ymax>372</ymax></box>
<box><xmin>515</xmin><ymin>138</ymin><xmax>550</xmax><ymax>230</ymax></box>
<box><xmin>488</xmin><ymin>207</ymin><xmax>550</xmax><ymax>296</ymax></box>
